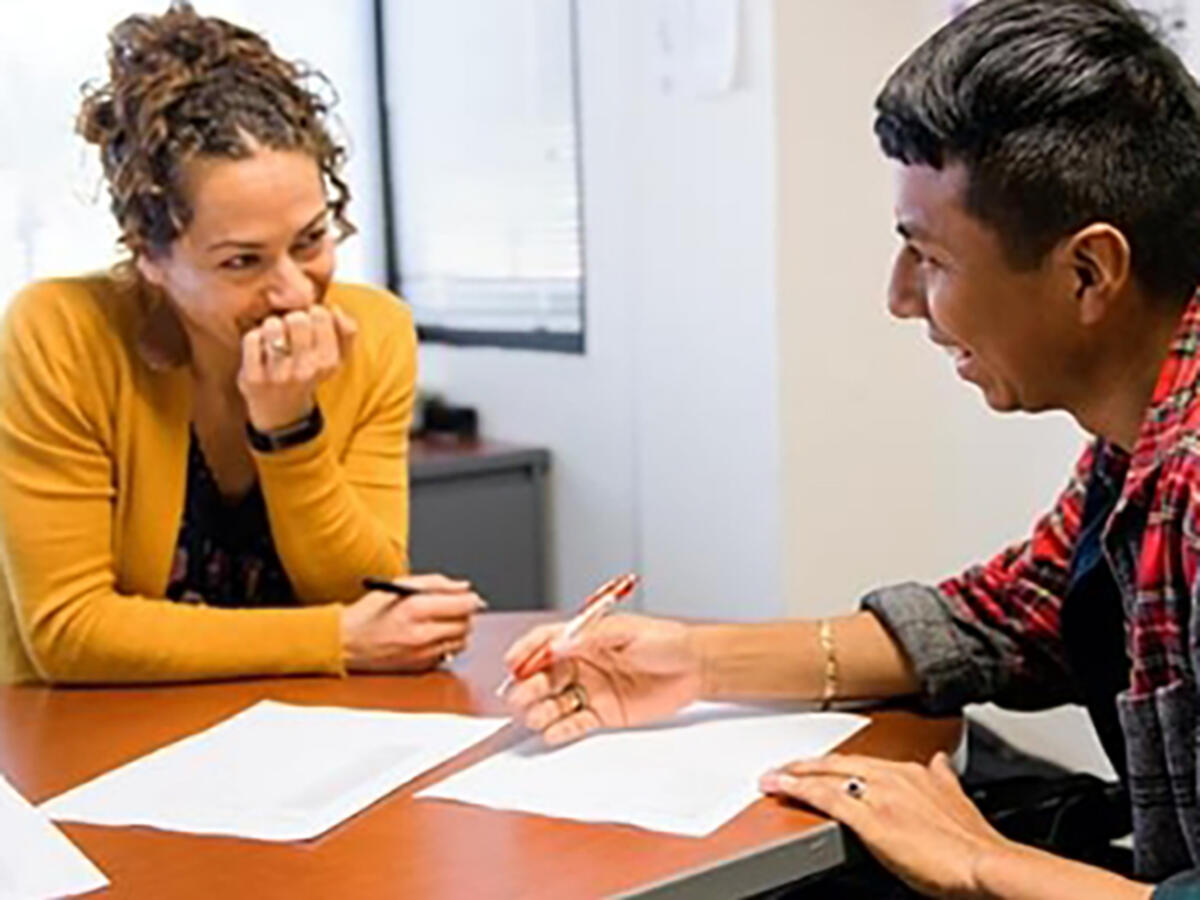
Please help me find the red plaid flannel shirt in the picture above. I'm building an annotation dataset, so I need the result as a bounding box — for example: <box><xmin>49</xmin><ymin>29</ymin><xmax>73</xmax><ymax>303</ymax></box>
<box><xmin>937</xmin><ymin>296</ymin><xmax>1200</xmax><ymax>701</ymax></box>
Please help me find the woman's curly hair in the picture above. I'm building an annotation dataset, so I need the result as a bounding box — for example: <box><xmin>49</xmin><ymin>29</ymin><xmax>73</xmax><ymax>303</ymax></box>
<box><xmin>77</xmin><ymin>1</ymin><xmax>355</xmax><ymax>257</ymax></box>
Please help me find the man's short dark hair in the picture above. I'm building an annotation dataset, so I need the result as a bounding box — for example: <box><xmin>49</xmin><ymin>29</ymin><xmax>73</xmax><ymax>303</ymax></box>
<box><xmin>875</xmin><ymin>0</ymin><xmax>1200</xmax><ymax>302</ymax></box>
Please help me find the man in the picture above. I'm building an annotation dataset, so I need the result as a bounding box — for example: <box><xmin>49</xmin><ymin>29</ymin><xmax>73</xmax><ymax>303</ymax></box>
<box><xmin>503</xmin><ymin>1</ymin><xmax>1200</xmax><ymax>897</ymax></box>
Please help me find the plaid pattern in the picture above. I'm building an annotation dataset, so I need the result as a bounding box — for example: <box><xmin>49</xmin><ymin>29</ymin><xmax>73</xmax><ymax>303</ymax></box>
<box><xmin>938</xmin><ymin>295</ymin><xmax>1200</xmax><ymax>703</ymax></box>
<box><xmin>867</xmin><ymin>293</ymin><xmax>1200</xmax><ymax>884</ymax></box>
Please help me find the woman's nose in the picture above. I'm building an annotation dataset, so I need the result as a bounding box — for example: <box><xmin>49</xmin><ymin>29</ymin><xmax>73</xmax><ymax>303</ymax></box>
<box><xmin>265</xmin><ymin>259</ymin><xmax>313</xmax><ymax>311</ymax></box>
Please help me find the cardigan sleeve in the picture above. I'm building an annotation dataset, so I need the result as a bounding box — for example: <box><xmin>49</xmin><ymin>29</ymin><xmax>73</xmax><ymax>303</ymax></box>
<box><xmin>0</xmin><ymin>283</ymin><xmax>343</xmax><ymax>683</ymax></box>
<box><xmin>252</xmin><ymin>296</ymin><xmax>415</xmax><ymax>604</ymax></box>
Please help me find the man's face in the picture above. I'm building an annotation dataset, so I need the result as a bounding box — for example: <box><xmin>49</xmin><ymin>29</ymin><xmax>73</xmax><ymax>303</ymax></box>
<box><xmin>889</xmin><ymin>162</ymin><xmax>1080</xmax><ymax>414</ymax></box>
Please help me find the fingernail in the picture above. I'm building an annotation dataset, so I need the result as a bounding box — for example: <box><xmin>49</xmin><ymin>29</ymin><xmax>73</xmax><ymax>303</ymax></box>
<box><xmin>475</xmin><ymin>599</ymin><xmax>489</xmax><ymax>611</ymax></box>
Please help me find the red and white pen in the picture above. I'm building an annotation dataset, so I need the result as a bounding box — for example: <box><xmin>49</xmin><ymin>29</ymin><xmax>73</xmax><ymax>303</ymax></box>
<box><xmin>496</xmin><ymin>572</ymin><xmax>640</xmax><ymax>697</ymax></box>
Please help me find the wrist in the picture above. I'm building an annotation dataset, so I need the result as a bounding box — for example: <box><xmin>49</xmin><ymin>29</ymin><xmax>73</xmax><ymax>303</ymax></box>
<box><xmin>690</xmin><ymin>624</ymin><xmax>757</xmax><ymax>699</ymax></box>
<box><xmin>246</xmin><ymin>405</ymin><xmax>323</xmax><ymax>452</ymax></box>
<box><xmin>685</xmin><ymin>624</ymin><xmax>712</xmax><ymax>698</ymax></box>
<box><xmin>246</xmin><ymin>397</ymin><xmax>316</xmax><ymax>433</ymax></box>
<box><xmin>339</xmin><ymin>604</ymin><xmax>366</xmax><ymax>671</ymax></box>
<box><xmin>969</xmin><ymin>838</ymin><xmax>1016</xmax><ymax>899</ymax></box>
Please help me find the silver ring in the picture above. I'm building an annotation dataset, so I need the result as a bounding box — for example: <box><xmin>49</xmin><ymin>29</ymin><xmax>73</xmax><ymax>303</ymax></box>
<box><xmin>267</xmin><ymin>336</ymin><xmax>290</xmax><ymax>357</ymax></box>
<box><xmin>844</xmin><ymin>776</ymin><xmax>867</xmax><ymax>800</ymax></box>
<box><xmin>442</xmin><ymin>651</ymin><xmax>455</xmax><ymax>665</ymax></box>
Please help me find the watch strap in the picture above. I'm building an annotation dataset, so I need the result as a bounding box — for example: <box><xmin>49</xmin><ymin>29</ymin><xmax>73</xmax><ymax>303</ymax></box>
<box><xmin>246</xmin><ymin>405</ymin><xmax>324</xmax><ymax>453</ymax></box>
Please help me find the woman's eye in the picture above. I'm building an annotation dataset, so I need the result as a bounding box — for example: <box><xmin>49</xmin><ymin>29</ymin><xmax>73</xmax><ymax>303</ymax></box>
<box><xmin>221</xmin><ymin>254</ymin><xmax>260</xmax><ymax>271</ymax></box>
<box><xmin>295</xmin><ymin>228</ymin><xmax>327</xmax><ymax>250</ymax></box>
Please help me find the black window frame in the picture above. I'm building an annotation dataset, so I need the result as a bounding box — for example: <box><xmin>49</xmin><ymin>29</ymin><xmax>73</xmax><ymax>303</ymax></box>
<box><xmin>372</xmin><ymin>0</ymin><xmax>588</xmax><ymax>354</ymax></box>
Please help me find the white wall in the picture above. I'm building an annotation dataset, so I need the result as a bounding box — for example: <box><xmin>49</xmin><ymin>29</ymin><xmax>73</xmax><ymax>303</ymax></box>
<box><xmin>420</xmin><ymin>0</ymin><xmax>785</xmax><ymax>618</ymax></box>
<box><xmin>772</xmin><ymin>0</ymin><xmax>1104</xmax><ymax>776</ymax></box>
<box><xmin>773</xmin><ymin>0</ymin><xmax>1085</xmax><ymax>616</ymax></box>
<box><xmin>8</xmin><ymin>0</ymin><xmax>1118</xmax><ymax>773</ymax></box>
<box><xmin>0</xmin><ymin>0</ymin><xmax>385</xmax><ymax>292</ymax></box>
<box><xmin>229</xmin><ymin>0</ymin><xmax>386</xmax><ymax>287</ymax></box>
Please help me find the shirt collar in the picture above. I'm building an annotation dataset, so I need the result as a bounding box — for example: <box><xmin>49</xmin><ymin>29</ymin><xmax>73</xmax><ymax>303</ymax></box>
<box><xmin>1120</xmin><ymin>290</ymin><xmax>1200</xmax><ymax>496</ymax></box>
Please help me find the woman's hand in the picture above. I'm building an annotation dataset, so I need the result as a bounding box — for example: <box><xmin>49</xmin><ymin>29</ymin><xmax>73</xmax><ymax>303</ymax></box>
<box><xmin>760</xmin><ymin>751</ymin><xmax>1008</xmax><ymax>898</ymax></box>
<box><xmin>501</xmin><ymin>614</ymin><xmax>703</xmax><ymax>745</ymax></box>
<box><xmin>238</xmin><ymin>303</ymin><xmax>358</xmax><ymax>432</ymax></box>
<box><xmin>340</xmin><ymin>573</ymin><xmax>486</xmax><ymax>673</ymax></box>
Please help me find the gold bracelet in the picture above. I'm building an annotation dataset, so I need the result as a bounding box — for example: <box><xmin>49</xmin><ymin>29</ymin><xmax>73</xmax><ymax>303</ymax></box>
<box><xmin>818</xmin><ymin>619</ymin><xmax>838</xmax><ymax>709</ymax></box>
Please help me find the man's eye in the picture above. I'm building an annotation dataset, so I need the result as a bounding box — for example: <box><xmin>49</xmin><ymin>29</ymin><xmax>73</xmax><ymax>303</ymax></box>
<box><xmin>907</xmin><ymin>245</ymin><xmax>940</xmax><ymax>269</ymax></box>
<box><xmin>221</xmin><ymin>254</ymin><xmax>260</xmax><ymax>271</ymax></box>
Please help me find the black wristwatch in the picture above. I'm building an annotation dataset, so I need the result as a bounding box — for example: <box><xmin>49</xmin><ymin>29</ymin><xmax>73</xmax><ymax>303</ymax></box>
<box><xmin>246</xmin><ymin>405</ymin><xmax>324</xmax><ymax>453</ymax></box>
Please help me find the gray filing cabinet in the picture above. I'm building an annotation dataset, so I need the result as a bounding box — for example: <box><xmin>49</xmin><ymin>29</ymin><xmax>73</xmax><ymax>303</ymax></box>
<box><xmin>408</xmin><ymin>438</ymin><xmax>550</xmax><ymax>610</ymax></box>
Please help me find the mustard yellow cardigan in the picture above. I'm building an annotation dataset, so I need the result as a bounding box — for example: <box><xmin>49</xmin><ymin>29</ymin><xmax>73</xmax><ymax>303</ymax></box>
<box><xmin>0</xmin><ymin>274</ymin><xmax>415</xmax><ymax>684</ymax></box>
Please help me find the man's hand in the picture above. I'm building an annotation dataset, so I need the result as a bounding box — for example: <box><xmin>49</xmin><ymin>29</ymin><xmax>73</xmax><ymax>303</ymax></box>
<box><xmin>238</xmin><ymin>303</ymin><xmax>357</xmax><ymax>432</ymax></box>
<box><xmin>761</xmin><ymin>752</ymin><xmax>1011</xmax><ymax>898</ymax></box>
<box><xmin>501</xmin><ymin>614</ymin><xmax>703</xmax><ymax>744</ymax></box>
<box><xmin>340</xmin><ymin>573</ymin><xmax>485</xmax><ymax>673</ymax></box>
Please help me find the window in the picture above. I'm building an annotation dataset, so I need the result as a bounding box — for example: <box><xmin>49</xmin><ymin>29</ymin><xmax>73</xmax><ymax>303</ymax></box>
<box><xmin>375</xmin><ymin>0</ymin><xmax>586</xmax><ymax>352</ymax></box>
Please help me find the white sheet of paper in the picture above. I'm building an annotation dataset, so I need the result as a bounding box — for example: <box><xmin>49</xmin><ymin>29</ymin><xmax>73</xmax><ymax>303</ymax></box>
<box><xmin>417</xmin><ymin>703</ymin><xmax>868</xmax><ymax>837</ymax></box>
<box><xmin>0</xmin><ymin>773</ymin><xmax>107</xmax><ymax>900</ymax></box>
<box><xmin>41</xmin><ymin>700</ymin><xmax>506</xmax><ymax>842</ymax></box>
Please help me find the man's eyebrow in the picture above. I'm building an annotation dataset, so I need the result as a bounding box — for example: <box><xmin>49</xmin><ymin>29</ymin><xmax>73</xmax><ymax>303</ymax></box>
<box><xmin>206</xmin><ymin>209</ymin><xmax>329</xmax><ymax>253</ymax></box>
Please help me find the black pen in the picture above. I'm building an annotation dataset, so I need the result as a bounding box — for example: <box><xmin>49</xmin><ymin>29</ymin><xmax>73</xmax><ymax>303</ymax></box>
<box><xmin>362</xmin><ymin>577</ymin><xmax>419</xmax><ymax>597</ymax></box>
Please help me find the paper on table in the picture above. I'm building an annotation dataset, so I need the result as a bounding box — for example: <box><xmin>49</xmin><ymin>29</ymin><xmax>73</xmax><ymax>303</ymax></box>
<box><xmin>41</xmin><ymin>700</ymin><xmax>506</xmax><ymax>842</ymax></box>
<box><xmin>0</xmin><ymin>773</ymin><xmax>108</xmax><ymax>900</ymax></box>
<box><xmin>417</xmin><ymin>702</ymin><xmax>868</xmax><ymax>837</ymax></box>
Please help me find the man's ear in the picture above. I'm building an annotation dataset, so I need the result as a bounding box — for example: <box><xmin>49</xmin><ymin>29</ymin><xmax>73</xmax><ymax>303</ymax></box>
<box><xmin>1064</xmin><ymin>223</ymin><xmax>1131</xmax><ymax>326</ymax></box>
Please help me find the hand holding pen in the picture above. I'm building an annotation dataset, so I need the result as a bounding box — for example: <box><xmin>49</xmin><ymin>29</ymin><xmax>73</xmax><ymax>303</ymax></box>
<box><xmin>339</xmin><ymin>573</ymin><xmax>487</xmax><ymax>673</ymax></box>
<box><xmin>496</xmin><ymin>573</ymin><xmax>640</xmax><ymax>696</ymax></box>
<box><xmin>500</xmin><ymin>582</ymin><xmax>704</xmax><ymax>746</ymax></box>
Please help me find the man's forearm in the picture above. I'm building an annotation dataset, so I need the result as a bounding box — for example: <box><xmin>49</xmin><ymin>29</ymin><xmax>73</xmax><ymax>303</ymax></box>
<box><xmin>692</xmin><ymin>611</ymin><xmax>920</xmax><ymax>701</ymax></box>
<box><xmin>974</xmin><ymin>840</ymin><xmax>1153</xmax><ymax>900</ymax></box>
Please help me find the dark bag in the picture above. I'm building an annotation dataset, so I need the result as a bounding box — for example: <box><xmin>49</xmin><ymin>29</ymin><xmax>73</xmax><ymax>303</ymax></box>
<box><xmin>967</xmin><ymin>773</ymin><xmax>1132</xmax><ymax>872</ymax></box>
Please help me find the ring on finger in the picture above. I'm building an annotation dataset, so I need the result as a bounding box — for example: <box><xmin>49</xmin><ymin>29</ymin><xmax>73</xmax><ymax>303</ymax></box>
<box><xmin>268</xmin><ymin>336</ymin><xmax>291</xmax><ymax>357</ymax></box>
<box><xmin>565</xmin><ymin>682</ymin><xmax>590</xmax><ymax>714</ymax></box>
<box><xmin>844</xmin><ymin>776</ymin><xmax>867</xmax><ymax>800</ymax></box>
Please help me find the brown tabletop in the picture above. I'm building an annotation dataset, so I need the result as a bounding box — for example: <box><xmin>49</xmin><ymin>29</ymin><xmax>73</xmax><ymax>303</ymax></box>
<box><xmin>0</xmin><ymin>613</ymin><xmax>961</xmax><ymax>899</ymax></box>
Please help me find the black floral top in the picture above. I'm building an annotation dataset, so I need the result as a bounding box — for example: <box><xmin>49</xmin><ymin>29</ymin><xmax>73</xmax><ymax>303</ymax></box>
<box><xmin>165</xmin><ymin>431</ymin><xmax>296</xmax><ymax>609</ymax></box>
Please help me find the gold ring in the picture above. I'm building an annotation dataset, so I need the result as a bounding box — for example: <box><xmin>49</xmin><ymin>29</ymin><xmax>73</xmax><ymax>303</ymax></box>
<box><xmin>565</xmin><ymin>682</ymin><xmax>589</xmax><ymax>714</ymax></box>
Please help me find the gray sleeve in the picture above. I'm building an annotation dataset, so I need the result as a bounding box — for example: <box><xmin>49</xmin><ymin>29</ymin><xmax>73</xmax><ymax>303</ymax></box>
<box><xmin>861</xmin><ymin>581</ymin><xmax>1073</xmax><ymax>714</ymax></box>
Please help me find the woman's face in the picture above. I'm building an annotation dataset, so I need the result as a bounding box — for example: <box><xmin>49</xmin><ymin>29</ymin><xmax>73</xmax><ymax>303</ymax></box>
<box><xmin>137</xmin><ymin>147</ymin><xmax>336</xmax><ymax>359</ymax></box>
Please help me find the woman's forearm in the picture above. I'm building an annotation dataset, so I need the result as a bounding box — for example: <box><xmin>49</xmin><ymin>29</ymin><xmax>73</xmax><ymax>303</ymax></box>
<box><xmin>692</xmin><ymin>611</ymin><xmax>921</xmax><ymax>701</ymax></box>
<box><xmin>255</xmin><ymin>429</ymin><xmax>407</xmax><ymax>603</ymax></box>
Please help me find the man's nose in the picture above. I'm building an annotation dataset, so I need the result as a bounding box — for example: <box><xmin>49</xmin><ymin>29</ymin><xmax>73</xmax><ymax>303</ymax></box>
<box><xmin>887</xmin><ymin>251</ymin><xmax>927</xmax><ymax>321</ymax></box>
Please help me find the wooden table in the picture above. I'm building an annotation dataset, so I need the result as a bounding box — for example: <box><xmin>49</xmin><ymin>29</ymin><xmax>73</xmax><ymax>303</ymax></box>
<box><xmin>0</xmin><ymin>613</ymin><xmax>961</xmax><ymax>899</ymax></box>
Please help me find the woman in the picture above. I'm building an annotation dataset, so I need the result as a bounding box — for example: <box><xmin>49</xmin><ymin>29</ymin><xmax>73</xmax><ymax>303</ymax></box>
<box><xmin>0</xmin><ymin>2</ymin><xmax>482</xmax><ymax>684</ymax></box>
